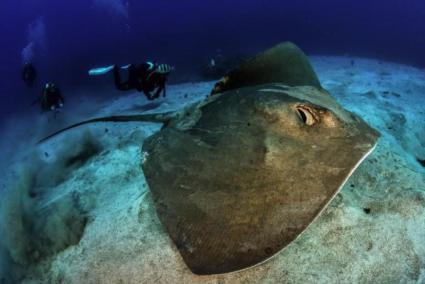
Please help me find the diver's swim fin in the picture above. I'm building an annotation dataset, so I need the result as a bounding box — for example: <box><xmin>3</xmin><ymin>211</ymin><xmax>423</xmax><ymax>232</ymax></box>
<box><xmin>88</xmin><ymin>65</ymin><xmax>115</xmax><ymax>76</ymax></box>
<box><xmin>88</xmin><ymin>64</ymin><xmax>132</xmax><ymax>76</ymax></box>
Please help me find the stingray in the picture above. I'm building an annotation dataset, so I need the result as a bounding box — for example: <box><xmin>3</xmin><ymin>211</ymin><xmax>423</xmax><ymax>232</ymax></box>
<box><xmin>39</xmin><ymin>42</ymin><xmax>379</xmax><ymax>275</ymax></box>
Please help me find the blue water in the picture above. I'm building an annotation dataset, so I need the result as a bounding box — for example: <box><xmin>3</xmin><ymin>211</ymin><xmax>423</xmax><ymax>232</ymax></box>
<box><xmin>1</xmin><ymin>0</ymin><xmax>425</xmax><ymax>121</ymax></box>
<box><xmin>1</xmin><ymin>1</ymin><xmax>425</xmax><ymax>282</ymax></box>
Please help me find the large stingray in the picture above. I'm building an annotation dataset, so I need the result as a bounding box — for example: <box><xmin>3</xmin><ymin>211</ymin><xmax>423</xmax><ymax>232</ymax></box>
<box><xmin>39</xmin><ymin>42</ymin><xmax>379</xmax><ymax>275</ymax></box>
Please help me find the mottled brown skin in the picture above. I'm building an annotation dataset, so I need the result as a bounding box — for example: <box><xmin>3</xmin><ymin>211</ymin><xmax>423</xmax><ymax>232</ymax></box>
<box><xmin>38</xmin><ymin>42</ymin><xmax>380</xmax><ymax>276</ymax></box>
<box><xmin>211</xmin><ymin>42</ymin><xmax>322</xmax><ymax>95</ymax></box>
<box><xmin>142</xmin><ymin>84</ymin><xmax>379</xmax><ymax>275</ymax></box>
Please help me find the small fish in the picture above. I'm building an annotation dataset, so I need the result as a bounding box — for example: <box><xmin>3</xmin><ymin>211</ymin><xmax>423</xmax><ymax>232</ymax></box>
<box><xmin>156</xmin><ymin>64</ymin><xmax>174</xmax><ymax>74</ymax></box>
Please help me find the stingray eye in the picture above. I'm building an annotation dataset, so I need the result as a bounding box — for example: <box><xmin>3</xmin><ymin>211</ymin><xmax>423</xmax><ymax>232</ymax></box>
<box><xmin>295</xmin><ymin>105</ymin><xmax>318</xmax><ymax>126</ymax></box>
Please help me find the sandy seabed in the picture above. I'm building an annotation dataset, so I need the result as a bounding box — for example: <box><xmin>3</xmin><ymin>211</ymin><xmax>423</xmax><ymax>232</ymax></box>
<box><xmin>1</xmin><ymin>56</ymin><xmax>425</xmax><ymax>283</ymax></box>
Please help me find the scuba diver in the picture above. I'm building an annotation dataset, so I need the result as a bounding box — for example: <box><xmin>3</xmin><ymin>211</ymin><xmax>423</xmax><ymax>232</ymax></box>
<box><xmin>89</xmin><ymin>62</ymin><xmax>173</xmax><ymax>100</ymax></box>
<box><xmin>32</xmin><ymin>82</ymin><xmax>65</xmax><ymax>113</ymax></box>
<box><xmin>22</xmin><ymin>62</ymin><xmax>37</xmax><ymax>87</ymax></box>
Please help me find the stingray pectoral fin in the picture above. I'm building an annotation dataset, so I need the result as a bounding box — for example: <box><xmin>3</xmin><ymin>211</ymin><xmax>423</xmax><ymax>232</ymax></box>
<box><xmin>211</xmin><ymin>42</ymin><xmax>322</xmax><ymax>95</ymax></box>
<box><xmin>37</xmin><ymin>113</ymin><xmax>173</xmax><ymax>144</ymax></box>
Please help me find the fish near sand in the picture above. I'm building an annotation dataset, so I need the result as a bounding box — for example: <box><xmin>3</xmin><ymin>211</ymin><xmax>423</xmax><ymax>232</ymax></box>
<box><xmin>39</xmin><ymin>42</ymin><xmax>380</xmax><ymax>275</ymax></box>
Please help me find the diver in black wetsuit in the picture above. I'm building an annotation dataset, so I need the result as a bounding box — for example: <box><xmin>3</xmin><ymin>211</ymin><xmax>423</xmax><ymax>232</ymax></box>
<box><xmin>22</xmin><ymin>62</ymin><xmax>37</xmax><ymax>87</ymax></box>
<box><xmin>113</xmin><ymin>62</ymin><xmax>173</xmax><ymax>100</ymax></box>
<box><xmin>34</xmin><ymin>82</ymin><xmax>65</xmax><ymax>112</ymax></box>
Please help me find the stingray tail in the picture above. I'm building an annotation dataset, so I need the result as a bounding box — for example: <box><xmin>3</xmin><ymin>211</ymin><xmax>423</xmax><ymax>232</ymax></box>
<box><xmin>38</xmin><ymin>113</ymin><xmax>173</xmax><ymax>144</ymax></box>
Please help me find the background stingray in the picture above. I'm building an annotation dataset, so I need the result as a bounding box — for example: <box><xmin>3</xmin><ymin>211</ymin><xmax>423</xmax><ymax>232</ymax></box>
<box><xmin>39</xmin><ymin>42</ymin><xmax>379</xmax><ymax>275</ymax></box>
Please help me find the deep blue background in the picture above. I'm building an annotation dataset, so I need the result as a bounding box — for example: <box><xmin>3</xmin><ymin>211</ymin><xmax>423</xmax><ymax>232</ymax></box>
<box><xmin>1</xmin><ymin>0</ymin><xmax>425</xmax><ymax>121</ymax></box>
